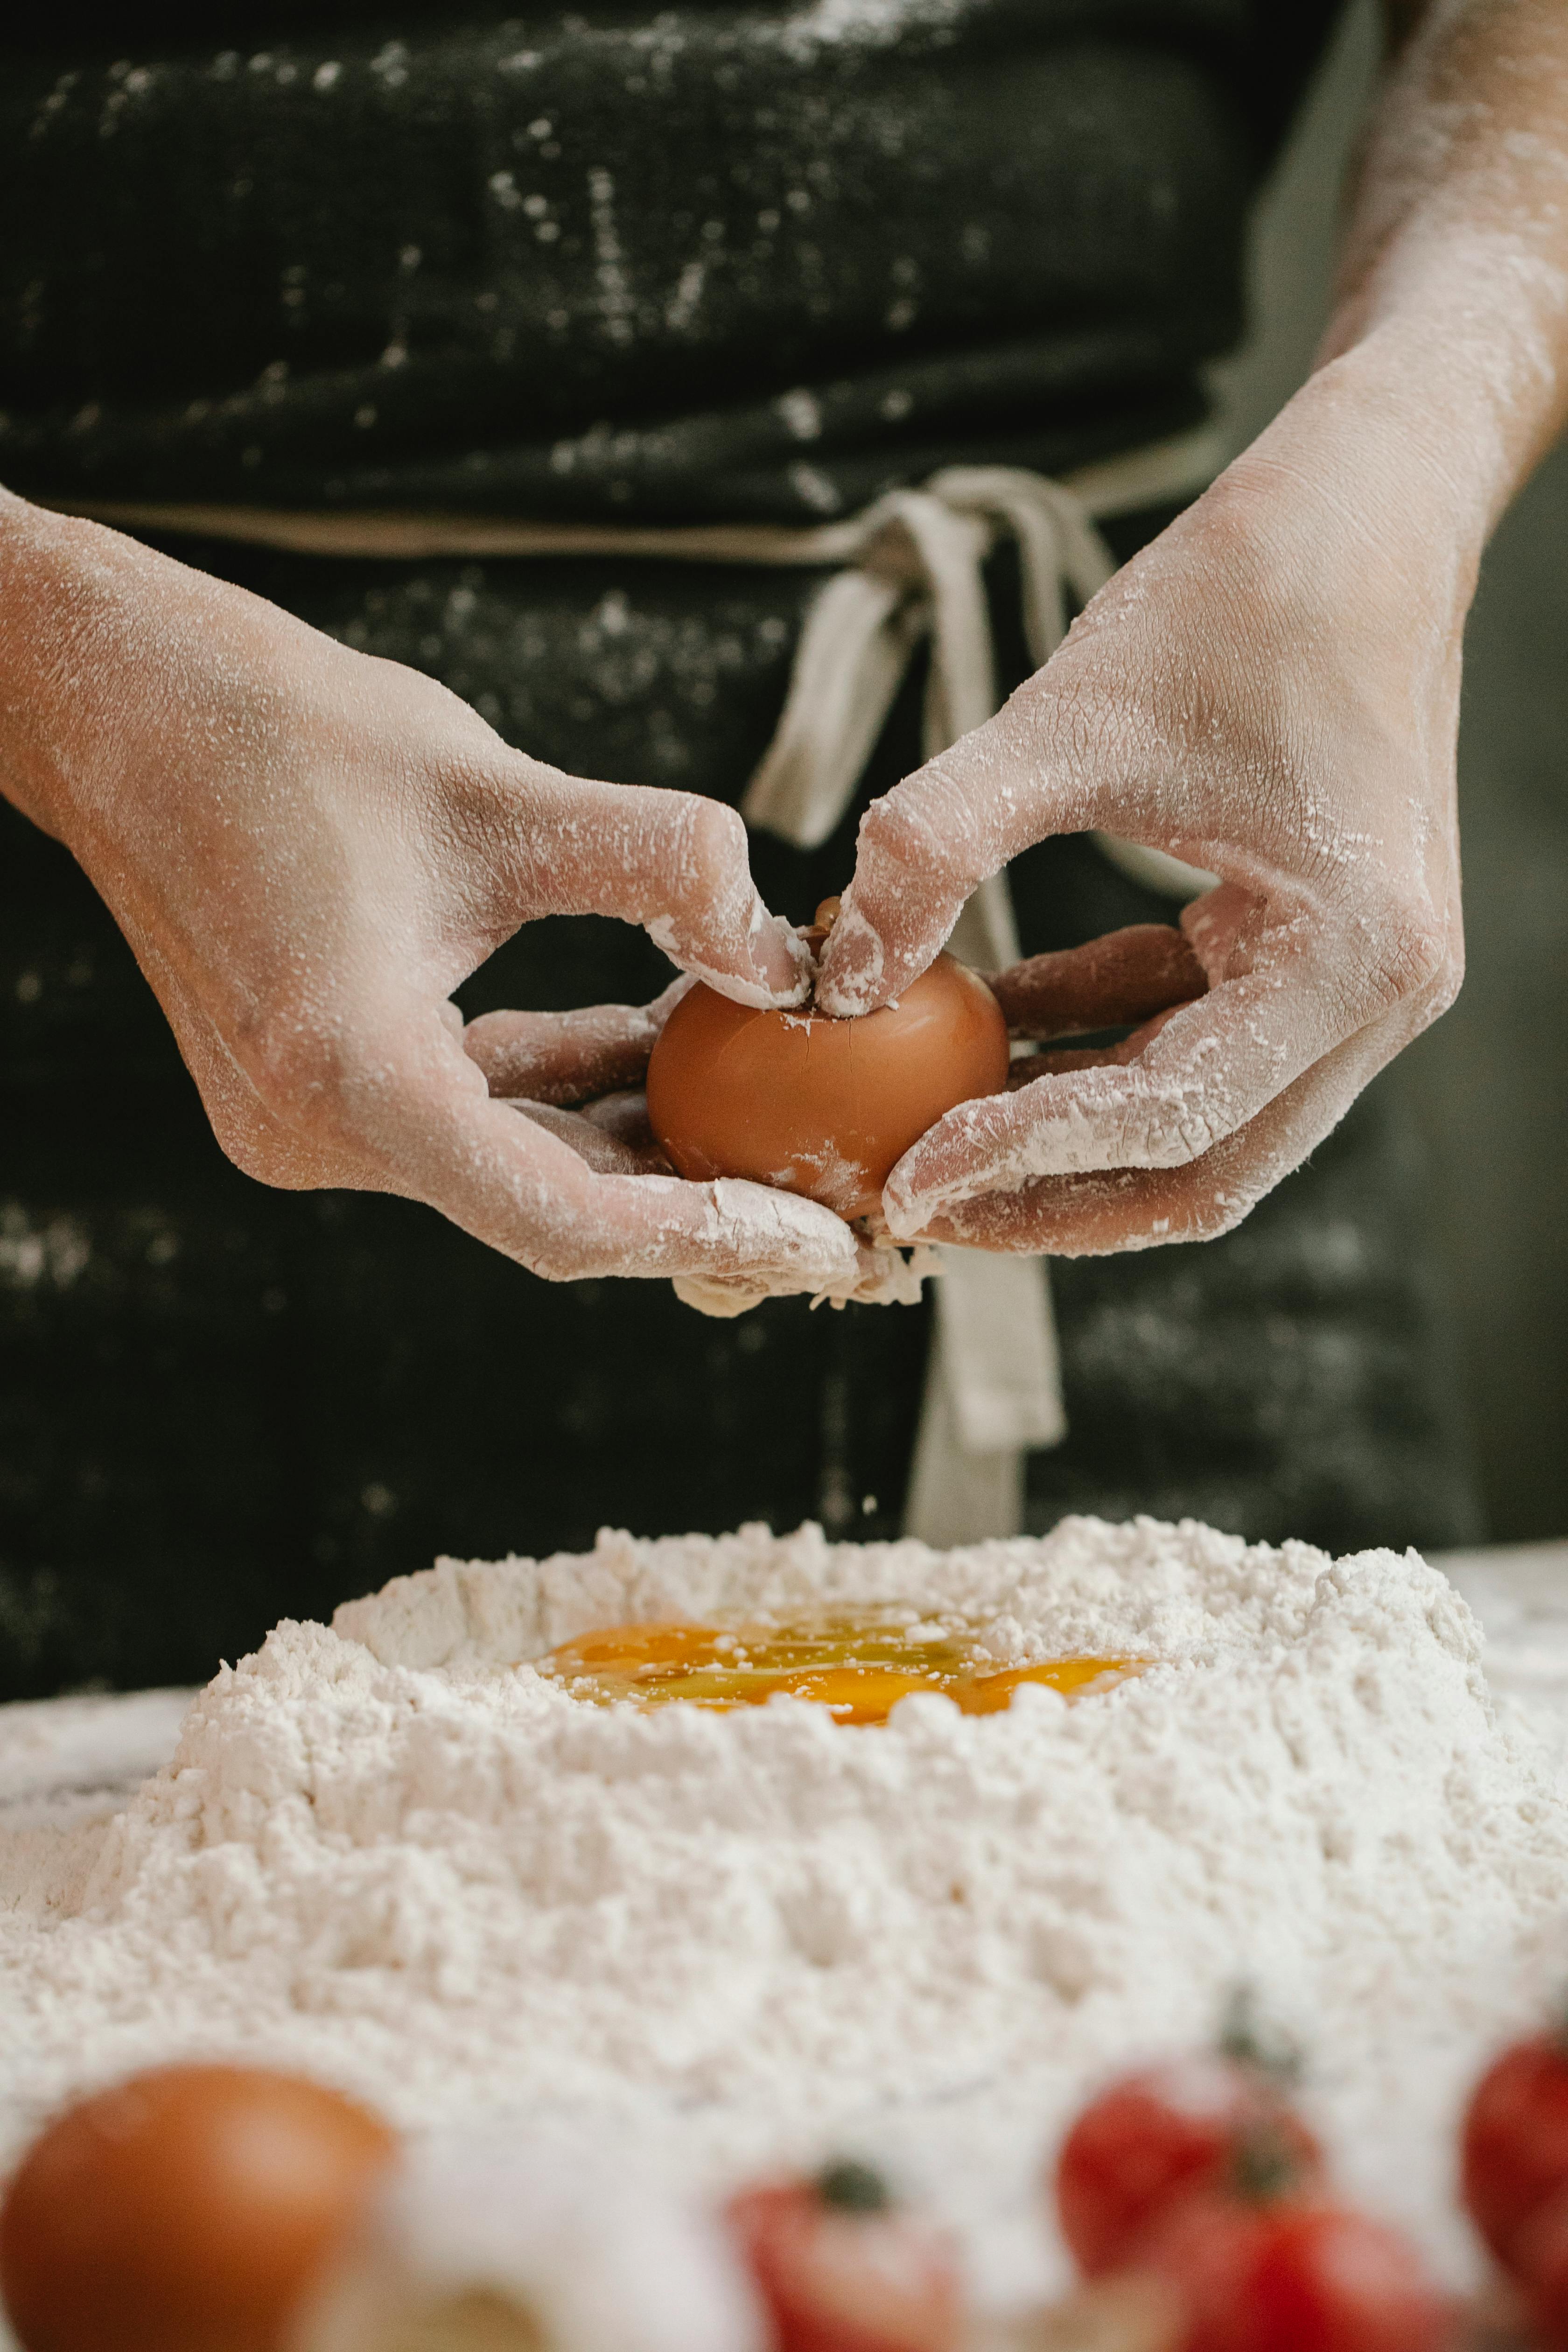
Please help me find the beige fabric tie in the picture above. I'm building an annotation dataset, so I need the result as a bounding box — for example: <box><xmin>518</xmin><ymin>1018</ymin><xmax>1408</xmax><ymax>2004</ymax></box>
<box><xmin>733</xmin><ymin>455</ymin><xmax>1218</xmax><ymax>1544</ymax></box>
<box><xmin>60</xmin><ymin>425</ymin><xmax>1221</xmax><ymax>1542</ymax></box>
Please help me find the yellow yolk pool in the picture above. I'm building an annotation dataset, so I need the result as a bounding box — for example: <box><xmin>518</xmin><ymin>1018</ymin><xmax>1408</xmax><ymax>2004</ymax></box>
<box><xmin>531</xmin><ymin>1610</ymin><xmax>1140</xmax><ymax>1724</ymax></box>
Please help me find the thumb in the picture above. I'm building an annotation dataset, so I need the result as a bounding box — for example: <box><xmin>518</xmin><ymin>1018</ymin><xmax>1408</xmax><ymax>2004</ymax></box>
<box><xmin>814</xmin><ymin>742</ymin><xmax>1007</xmax><ymax>1016</ymax></box>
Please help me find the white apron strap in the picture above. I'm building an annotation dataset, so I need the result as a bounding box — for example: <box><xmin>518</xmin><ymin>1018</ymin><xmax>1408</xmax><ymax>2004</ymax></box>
<box><xmin>742</xmin><ymin>489</ymin><xmax>996</xmax><ymax>849</ymax></box>
<box><xmin>742</xmin><ymin>566</ymin><xmax>920</xmax><ymax>851</ymax></box>
<box><xmin>734</xmin><ymin>447</ymin><xmax>1223</xmax><ymax>1544</ymax></box>
<box><xmin>903</xmin><ymin>1246</ymin><xmax>1067</xmax><ymax>1549</ymax></box>
<box><xmin>744</xmin><ymin>472</ymin><xmax>1090</xmax><ymax>1543</ymax></box>
<box><xmin>917</xmin><ymin>859</ymin><xmax>1061</xmax><ymax>1545</ymax></box>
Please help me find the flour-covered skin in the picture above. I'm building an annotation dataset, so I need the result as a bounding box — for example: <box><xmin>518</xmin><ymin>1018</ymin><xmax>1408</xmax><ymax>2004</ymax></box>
<box><xmin>462</xmin><ymin>979</ymin><xmax>696</xmax><ymax>1108</ymax></box>
<box><xmin>819</xmin><ymin>0</ymin><xmax>1568</xmax><ymax>1256</ymax></box>
<box><xmin>672</xmin><ymin>1238</ymin><xmax>937</xmax><ymax>1318</ymax></box>
<box><xmin>0</xmin><ymin>499</ymin><xmax>864</xmax><ymax>1294</ymax></box>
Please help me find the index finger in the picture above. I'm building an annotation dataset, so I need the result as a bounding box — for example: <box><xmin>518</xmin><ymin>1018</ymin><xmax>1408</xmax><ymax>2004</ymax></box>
<box><xmin>882</xmin><ymin>910</ymin><xmax>1453</xmax><ymax>1237</ymax></box>
<box><xmin>815</xmin><ymin>688</ymin><xmax>1224</xmax><ymax>1018</ymax></box>
<box><xmin>485</xmin><ymin>762</ymin><xmax>810</xmax><ymax>1010</ymax></box>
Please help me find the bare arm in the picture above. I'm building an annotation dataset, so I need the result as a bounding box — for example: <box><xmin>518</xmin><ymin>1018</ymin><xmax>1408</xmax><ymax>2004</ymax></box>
<box><xmin>817</xmin><ymin>0</ymin><xmax>1568</xmax><ymax>1254</ymax></box>
<box><xmin>1326</xmin><ymin>0</ymin><xmax>1568</xmax><ymax>485</ymax></box>
<box><xmin>0</xmin><ymin>495</ymin><xmax>875</xmax><ymax>1298</ymax></box>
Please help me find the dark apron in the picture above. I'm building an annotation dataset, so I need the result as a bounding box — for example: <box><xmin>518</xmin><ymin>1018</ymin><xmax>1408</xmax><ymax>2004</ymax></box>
<box><xmin>0</xmin><ymin>3</ymin><xmax>1481</xmax><ymax>1698</ymax></box>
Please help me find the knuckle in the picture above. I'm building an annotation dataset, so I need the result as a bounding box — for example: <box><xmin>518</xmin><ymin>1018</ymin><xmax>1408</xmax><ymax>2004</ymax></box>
<box><xmin>1131</xmin><ymin>1101</ymin><xmax>1221</xmax><ymax>1172</ymax></box>
<box><xmin>856</xmin><ymin>774</ymin><xmax>976</xmax><ymax>896</ymax></box>
<box><xmin>1398</xmin><ymin>943</ymin><xmax>1463</xmax><ymax>1043</ymax></box>
<box><xmin>1358</xmin><ymin>902</ymin><xmax>1449</xmax><ymax>1012</ymax></box>
<box><xmin>675</xmin><ymin>794</ymin><xmax>746</xmax><ymax>891</ymax></box>
<box><xmin>1096</xmin><ymin>1067</ymin><xmax>1224</xmax><ymax>1173</ymax></box>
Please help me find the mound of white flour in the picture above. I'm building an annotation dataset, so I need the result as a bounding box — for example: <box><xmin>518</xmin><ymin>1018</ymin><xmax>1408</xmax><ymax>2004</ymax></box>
<box><xmin>4</xmin><ymin>1516</ymin><xmax>1568</xmax><ymax>2302</ymax></box>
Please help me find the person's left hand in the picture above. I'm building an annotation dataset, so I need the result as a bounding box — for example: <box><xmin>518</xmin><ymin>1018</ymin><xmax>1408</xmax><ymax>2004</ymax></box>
<box><xmin>815</xmin><ymin>351</ymin><xmax>1469</xmax><ymax>1256</ymax></box>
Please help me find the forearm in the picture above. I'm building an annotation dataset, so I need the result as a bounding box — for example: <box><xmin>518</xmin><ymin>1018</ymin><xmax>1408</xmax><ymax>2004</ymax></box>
<box><xmin>1317</xmin><ymin>0</ymin><xmax>1568</xmax><ymax>526</ymax></box>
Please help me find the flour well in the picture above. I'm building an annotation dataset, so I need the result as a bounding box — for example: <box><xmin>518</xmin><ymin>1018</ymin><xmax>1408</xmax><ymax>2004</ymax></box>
<box><xmin>3</xmin><ymin>1516</ymin><xmax>1566</xmax><ymax>2310</ymax></box>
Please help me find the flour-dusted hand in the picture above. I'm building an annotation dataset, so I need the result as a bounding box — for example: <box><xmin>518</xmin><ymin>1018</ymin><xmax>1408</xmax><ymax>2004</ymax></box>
<box><xmin>0</xmin><ymin>497</ymin><xmax>871</xmax><ymax>1296</ymax></box>
<box><xmin>817</xmin><ymin>0</ymin><xmax>1568</xmax><ymax>1258</ymax></box>
<box><xmin>817</xmin><ymin>407</ymin><xmax>1466</xmax><ymax>1253</ymax></box>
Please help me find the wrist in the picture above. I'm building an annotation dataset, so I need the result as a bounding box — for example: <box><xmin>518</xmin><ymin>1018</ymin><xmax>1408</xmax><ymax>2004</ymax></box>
<box><xmin>1316</xmin><ymin>292</ymin><xmax>1559</xmax><ymax>537</ymax></box>
<box><xmin>1216</xmin><ymin>336</ymin><xmax>1496</xmax><ymax>643</ymax></box>
<box><xmin>1315</xmin><ymin>0</ymin><xmax>1568</xmax><ymax>524</ymax></box>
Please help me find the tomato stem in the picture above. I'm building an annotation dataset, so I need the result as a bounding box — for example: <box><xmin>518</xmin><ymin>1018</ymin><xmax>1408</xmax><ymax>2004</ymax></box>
<box><xmin>1218</xmin><ymin>1985</ymin><xmax>1302</xmax><ymax>2089</ymax></box>
<box><xmin>1230</xmin><ymin>2121</ymin><xmax>1309</xmax><ymax>2206</ymax></box>
<box><xmin>816</xmin><ymin>2158</ymin><xmax>891</xmax><ymax>2213</ymax></box>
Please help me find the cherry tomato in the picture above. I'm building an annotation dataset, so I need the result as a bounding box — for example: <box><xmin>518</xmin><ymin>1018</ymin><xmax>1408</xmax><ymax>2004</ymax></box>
<box><xmin>728</xmin><ymin>2162</ymin><xmax>961</xmax><ymax>2352</ymax></box>
<box><xmin>1055</xmin><ymin>2054</ymin><xmax>1323</xmax><ymax>2277</ymax></box>
<box><xmin>1462</xmin><ymin>2030</ymin><xmax>1568</xmax><ymax>2271</ymax></box>
<box><xmin>1138</xmin><ymin>2189</ymin><xmax>1454</xmax><ymax>2352</ymax></box>
<box><xmin>0</xmin><ymin>2063</ymin><xmax>397</xmax><ymax>2352</ymax></box>
<box><xmin>1498</xmin><ymin>2178</ymin><xmax>1568</xmax><ymax>2349</ymax></box>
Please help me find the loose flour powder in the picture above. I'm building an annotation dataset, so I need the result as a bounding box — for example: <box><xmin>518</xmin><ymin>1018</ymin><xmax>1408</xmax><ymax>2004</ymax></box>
<box><xmin>3</xmin><ymin>1515</ymin><xmax>1568</xmax><ymax>2311</ymax></box>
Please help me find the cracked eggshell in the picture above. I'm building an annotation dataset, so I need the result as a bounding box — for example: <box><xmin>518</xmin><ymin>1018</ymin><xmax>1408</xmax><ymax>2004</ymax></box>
<box><xmin>646</xmin><ymin>954</ymin><xmax>1009</xmax><ymax>1223</ymax></box>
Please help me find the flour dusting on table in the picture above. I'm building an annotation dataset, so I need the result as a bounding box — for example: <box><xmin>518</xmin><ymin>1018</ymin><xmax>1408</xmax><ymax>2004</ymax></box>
<box><xmin>3</xmin><ymin>1516</ymin><xmax>1567</xmax><ymax>2302</ymax></box>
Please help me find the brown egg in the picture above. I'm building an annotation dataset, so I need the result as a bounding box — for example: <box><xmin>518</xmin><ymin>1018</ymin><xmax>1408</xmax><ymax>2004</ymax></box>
<box><xmin>0</xmin><ymin>2063</ymin><xmax>398</xmax><ymax>2352</ymax></box>
<box><xmin>647</xmin><ymin>910</ymin><xmax>1009</xmax><ymax>1223</ymax></box>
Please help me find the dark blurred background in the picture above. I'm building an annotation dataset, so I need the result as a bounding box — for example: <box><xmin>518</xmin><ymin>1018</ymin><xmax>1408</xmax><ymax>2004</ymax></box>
<box><xmin>1</xmin><ymin>3</ymin><xmax>1562</xmax><ymax>1702</ymax></box>
<box><xmin>1211</xmin><ymin>0</ymin><xmax>1568</xmax><ymax>1545</ymax></box>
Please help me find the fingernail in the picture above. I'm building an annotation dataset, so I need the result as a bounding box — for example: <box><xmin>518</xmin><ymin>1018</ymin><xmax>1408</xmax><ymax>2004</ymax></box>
<box><xmin>750</xmin><ymin>913</ymin><xmax>812</xmax><ymax>1005</ymax></box>
<box><xmin>711</xmin><ymin>1177</ymin><xmax>860</xmax><ymax>1281</ymax></box>
<box><xmin>882</xmin><ymin>1183</ymin><xmax>931</xmax><ymax>1242</ymax></box>
<box><xmin>815</xmin><ymin>900</ymin><xmax>884</xmax><ymax>1018</ymax></box>
<box><xmin>656</xmin><ymin>906</ymin><xmax>809</xmax><ymax>1011</ymax></box>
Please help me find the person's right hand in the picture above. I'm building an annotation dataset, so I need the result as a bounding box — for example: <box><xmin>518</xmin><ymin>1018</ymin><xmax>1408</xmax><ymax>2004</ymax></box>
<box><xmin>0</xmin><ymin>496</ymin><xmax>875</xmax><ymax>1298</ymax></box>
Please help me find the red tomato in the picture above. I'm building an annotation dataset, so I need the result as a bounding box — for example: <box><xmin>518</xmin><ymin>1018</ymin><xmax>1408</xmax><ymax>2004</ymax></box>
<box><xmin>1506</xmin><ymin>2180</ymin><xmax>1568</xmax><ymax>2349</ymax></box>
<box><xmin>728</xmin><ymin>2165</ymin><xmax>961</xmax><ymax>2352</ymax></box>
<box><xmin>1055</xmin><ymin>2055</ymin><xmax>1323</xmax><ymax>2277</ymax></box>
<box><xmin>1138</xmin><ymin>2189</ymin><xmax>1454</xmax><ymax>2352</ymax></box>
<box><xmin>1462</xmin><ymin>2031</ymin><xmax>1568</xmax><ymax>2271</ymax></box>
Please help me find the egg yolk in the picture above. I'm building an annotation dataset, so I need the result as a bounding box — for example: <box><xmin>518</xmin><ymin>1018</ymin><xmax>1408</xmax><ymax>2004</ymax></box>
<box><xmin>531</xmin><ymin>1610</ymin><xmax>1140</xmax><ymax>1723</ymax></box>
